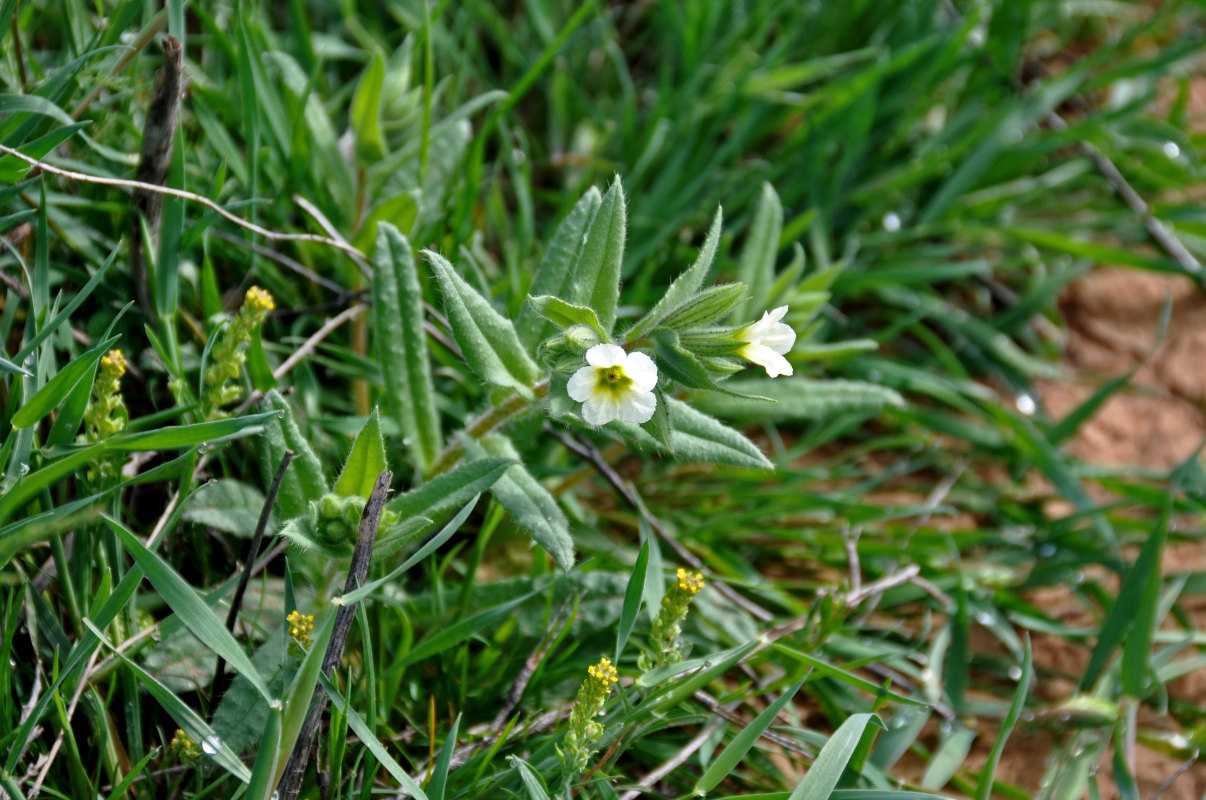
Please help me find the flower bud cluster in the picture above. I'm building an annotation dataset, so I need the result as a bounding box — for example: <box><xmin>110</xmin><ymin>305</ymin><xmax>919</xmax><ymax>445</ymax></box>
<box><xmin>169</xmin><ymin>728</ymin><xmax>201</xmax><ymax>761</ymax></box>
<box><xmin>557</xmin><ymin>657</ymin><xmax>619</xmax><ymax>779</ymax></box>
<box><xmin>641</xmin><ymin>568</ymin><xmax>705</xmax><ymax>670</ymax></box>
<box><xmin>202</xmin><ymin>286</ymin><xmax>275</xmax><ymax>418</ymax></box>
<box><xmin>83</xmin><ymin>349</ymin><xmax>128</xmax><ymax>442</ymax></box>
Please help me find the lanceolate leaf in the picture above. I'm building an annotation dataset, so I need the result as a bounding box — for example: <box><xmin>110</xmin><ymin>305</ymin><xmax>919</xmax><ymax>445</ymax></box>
<box><xmin>739</xmin><ymin>183</ymin><xmax>783</xmax><ymax>310</ymax></box>
<box><xmin>627</xmin><ymin>206</ymin><xmax>724</xmax><ymax>340</ymax></box>
<box><xmin>372</xmin><ymin>223</ymin><xmax>441</xmax><ymax>475</ymax></box>
<box><xmin>666</xmin><ymin>397</ymin><xmax>773</xmax><ymax>469</ymax></box>
<box><xmin>691</xmin><ymin>378</ymin><xmax>905</xmax><ymax>420</ymax></box>
<box><xmin>526</xmin><ymin>295</ymin><xmax>609</xmax><ymax>341</ymax></box>
<box><xmin>516</xmin><ymin>187</ymin><xmax>602</xmax><ymax>348</ymax></box>
<box><xmin>386</xmin><ymin>457</ymin><xmax>513</xmax><ymax>521</ymax></box>
<box><xmin>425</xmin><ymin>250</ymin><xmax>540</xmax><ymax>395</ymax></box>
<box><xmin>571</xmin><ymin>177</ymin><xmax>626</xmax><ymax>335</ymax></box>
<box><xmin>788</xmin><ymin>714</ymin><xmax>886</xmax><ymax>800</ymax></box>
<box><xmin>259</xmin><ymin>390</ymin><xmax>329</xmax><ymax>520</ymax></box>
<box><xmin>471</xmin><ymin>434</ymin><xmax>574</xmax><ymax>571</ymax></box>
<box><xmin>11</xmin><ymin>335</ymin><xmax>118</xmax><ymax>429</ymax></box>
<box><xmin>333</xmin><ymin>408</ymin><xmax>388</xmax><ymax>500</ymax></box>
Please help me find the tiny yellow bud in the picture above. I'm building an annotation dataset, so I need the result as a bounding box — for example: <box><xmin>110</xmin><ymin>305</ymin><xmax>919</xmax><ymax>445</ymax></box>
<box><xmin>101</xmin><ymin>349</ymin><xmax>128</xmax><ymax>377</ymax></box>
<box><xmin>243</xmin><ymin>285</ymin><xmax>276</xmax><ymax>317</ymax></box>
<box><xmin>286</xmin><ymin>610</ymin><xmax>315</xmax><ymax>646</ymax></box>
<box><xmin>675</xmin><ymin>567</ymin><xmax>705</xmax><ymax>596</ymax></box>
<box><xmin>587</xmin><ymin>657</ymin><xmax>618</xmax><ymax>686</ymax></box>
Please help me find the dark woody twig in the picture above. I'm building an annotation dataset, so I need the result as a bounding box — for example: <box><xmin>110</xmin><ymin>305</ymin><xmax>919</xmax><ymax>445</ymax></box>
<box><xmin>275</xmin><ymin>470</ymin><xmax>392</xmax><ymax>800</ymax></box>
<box><xmin>131</xmin><ymin>36</ymin><xmax>184</xmax><ymax>319</ymax></box>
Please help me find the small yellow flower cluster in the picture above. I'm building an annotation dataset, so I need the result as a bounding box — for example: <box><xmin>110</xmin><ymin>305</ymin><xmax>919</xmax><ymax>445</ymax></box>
<box><xmin>558</xmin><ymin>657</ymin><xmax>620</xmax><ymax>779</ymax></box>
<box><xmin>83</xmin><ymin>348</ymin><xmax>129</xmax><ymax>442</ymax></box>
<box><xmin>202</xmin><ymin>286</ymin><xmax>276</xmax><ymax>418</ymax></box>
<box><xmin>169</xmin><ymin>728</ymin><xmax>201</xmax><ymax>760</ymax></box>
<box><xmin>641</xmin><ymin>567</ymin><xmax>707</xmax><ymax>670</ymax></box>
<box><xmin>287</xmin><ymin>609</ymin><xmax>314</xmax><ymax>647</ymax></box>
<box><xmin>674</xmin><ymin>567</ymin><xmax>705</xmax><ymax>596</ymax></box>
<box><xmin>587</xmin><ymin>657</ymin><xmax>618</xmax><ymax>686</ymax></box>
<box><xmin>243</xmin><ymin>285</ymin><xmax>276</xmax><ymax>318</ymax></box>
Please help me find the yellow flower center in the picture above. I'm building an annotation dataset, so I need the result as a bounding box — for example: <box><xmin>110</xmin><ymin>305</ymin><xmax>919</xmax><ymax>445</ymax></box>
<box><xmin>595</xmin><ymin>366</ymin><xmax>633</xmax><ymax>396</ymax></box>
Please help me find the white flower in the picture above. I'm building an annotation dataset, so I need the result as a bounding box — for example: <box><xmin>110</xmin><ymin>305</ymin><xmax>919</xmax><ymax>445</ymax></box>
<box><xmin>567</xmin><ymin>344</ymin><xmax>658</xmax><ymax>425</ymax></box>
<box><xmin>736</xmin><ymin>306</ymin><xmax>796</xmax><ymax>378</ymax></box>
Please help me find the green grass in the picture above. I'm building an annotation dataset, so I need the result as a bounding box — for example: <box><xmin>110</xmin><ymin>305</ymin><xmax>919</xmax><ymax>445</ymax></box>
<box><xmin>2</xmin><ymin>1</ymin><xmax>1206</xmax><ymax>799</ymax></box>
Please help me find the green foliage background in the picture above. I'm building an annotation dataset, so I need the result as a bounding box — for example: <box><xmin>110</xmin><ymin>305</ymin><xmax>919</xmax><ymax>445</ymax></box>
<box><xmin>2</xmin><ymin>1</ymin><xmax>1206</xmax><ymax>799</ymax></box>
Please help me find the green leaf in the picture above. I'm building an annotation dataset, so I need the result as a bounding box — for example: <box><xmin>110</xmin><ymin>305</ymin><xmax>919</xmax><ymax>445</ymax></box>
<box><xmin>0</xmin><ymin>413</ymin><xmax>276</xmax><ymax>524</ymax></box>
<box><xmin>333</xmin><ymin>409</ymin><xmax>388</xmax><ymax>500</ymax></box>
<box><xmin>275</xmin><ymin>610</ymin><xmax>337</xmax><ymax>788</ymax></box>
<box><xmin>350</xmin><ymin>48</ymin><xmax>386</xmax><ymax>160</ymax></box>
<box><xmin>386</xmin><ymin>457</ymin><xmax>512</xmax><ymax>521</ymax></box>
<box><xmin>11</xmin><ymin>335</ymin><xmax>118</xmax><ymax>429</ymax></box>
<box><xmin>211</xmin><ymin>631</ymin><xmax>295</xmax><ymax>756</ymax></box>
<box><xmin>974</xmin><ymin>641</ymin><xmax>1032</xmax><ymax>800</ymax></box>
<box><xmin>83</xmin><ymin>619</ymin><xmax>251</xmax><ymax>784</ymax></box>
<box><xmin>427</xmin><ymin>714</ymin><xmax>461</xmax><ymax>800</ymax></box>
<box><xmin>627</xmin><ymin>206</ymin><xmax>724</xmax><ymax>339</ymax></box>
<box><xmin>243</xmin><ymin>704</ymin><xmax>282</xmax><ymax>800</ymax></box>
<box><xmin>695</xmin><ymin>674</ymin><xmax>809</xmax><ymax>796</ymax></box>
<box><xmin>516</xmin><ymin>187</ymin><xmax>602</xmax><ymax>348</ymax></box>
<box><xmin>738</xmin><ymin>183</ymin><xmax>783</xmax><ymax>310</ymax></box>
<box><xmin>572</xmin><ymin>177</ymin><xmax>626</xmax><ymax>334</ymax></box>
<box><xmin>511</xmin><ymin>756</ymin><xmax>552</xmax><ymax>800</ymax></box>
<box><xmin>645</xmin><ymin>639</ymin><xmax>759</xmax><ymax>712</ymax></box>
<box><xmin>787</xmin><ymin>714</ymin><xmax>886</xmax><ymax>800</ymax></box>
<box><xmin>666</xmin><ymin>398</ymin><xmax>773</xmax><ymax>469</ymax></box>
<box><xmin>691</xmin><ymin>378</ymin><xmax>904</xmax><ymax>421</ymax></box>
<box><xmin>258</xmin><ymin>390</ymin><xmax>329</xmax><ymax>521</ymax></box>
<box><xmin>425</xmin><ymin>250</ymin><xmax>540</xmax><ymax>394</ymax></box>
<box><xmin>339</xmin><ymin>495</ymin><xmax>479</xmax><ymax>606</ymax></box>
<box><xmin>373</xmin><ymin>223</ymin><xmax>442</xmax><ymax>475</ymax></box>
<box><xmin>658</xmin><ymin>284</ymin><xmax>747</xmax><ymax>332</ymax></box>
<box><xmin>649</xmin><ymin>328</ymin><xmax>739</xmax><ymax>394</ymax></box>
<box><xmin>392</xmin><ymin>585</ymin><xmax>541</xmax><ymax>671</ymax></box>
<box><xmin>615</xmin><ymin>540</ymin><xmax>650</xmax><ymax>662</ymax></box>
<box><xmin>526</xmin><ymin>295</ymin><xmax>609</xmax><ymax>342</ymax></box>
<box><xmin>322</xmin><ymin>674</ymin><xmax>430</xmax><ymax>800</ymax></box>
<box><xmin>182</xmin><ymin>480</ymin><xmax>268</xmax><ymax>537</ymax></box>
<box><xmin>104</xmin><ymin>517</ymin><xmax>272</xmax><ymax>701</ymax></box>
<box><xmin>471</xmin><ymin>435</ymin><xmax>574</xmax><ymax>571</ymax></box>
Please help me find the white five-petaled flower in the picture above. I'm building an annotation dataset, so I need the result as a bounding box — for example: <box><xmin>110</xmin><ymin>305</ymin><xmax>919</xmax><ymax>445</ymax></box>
<box><xmin>736</xmin><ymin>306</ymin><xmax>796</xmax><ymax>378</ymax></box>
<box><xmin>567</xmin><ymin>344</ymin><xmax>658</xmax><ymax>426</ymax></box>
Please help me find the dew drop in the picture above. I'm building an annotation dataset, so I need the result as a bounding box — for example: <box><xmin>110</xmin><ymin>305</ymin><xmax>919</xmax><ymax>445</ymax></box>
<box><xmin>1008</xmin><ymin>664</ymin><xmax>1023</xmax><ymax>681</ymax></box>
<box><xmin>867</xmin><ymin>369</ymin><xmax>882</xmax><ymax>383</ymax></box>
<box><xmin>882</xmin><ymin>211</ymin><xmax>902</xmax><ymax>232</ymax></box>
<box><xmin>1058</xmin><ymin>712</ymin><xmax>1072</xmax><ymax>724</ymax></box>
<box><xmin>975</xmin><ymin>610</ymin><xmax>995</xmax><ymax>626</ymax></box>
<box><xmin>17</xmin><ymin>463</ymin><xmax>29</xmax><ymax>476</ymax></box>
<box><xmin>919</xmin><ymin>668</ymin><xmax>934</xmax><ymax>684</ymax></box>
<box><xmin>1015</xmin><ymin>393</ymin><xmax>1037</xmax><ymax>416</ymax></box>
<box><xmin>1163</xmin><ymin>141</ymin><xmax>1180</xmax><ymax>159</ymax></box>
<box><xmin>196</xmin><ymin>443</ymin><xmax>209</xmax><ymax>455</ymax></box>
<box><xmin>1036</xmin><ymin>542</ymin><xmax>1056</xmax><ymax>558</ymax></box>
<box><xmin>200</xmin><ymin>734</ymin><xmax>221</xmax><ymax>755</ymax></box>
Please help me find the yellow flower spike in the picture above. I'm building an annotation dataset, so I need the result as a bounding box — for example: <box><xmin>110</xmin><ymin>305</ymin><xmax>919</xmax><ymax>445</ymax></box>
<box><xmin>201</xmin><ymin>286</ymin><xmax>277</xmax><ymax>419</ymax></box>
<box><xmin>641</xmin><ymin>567</ymin><xmax>708</xmax><ymax>671</ymax></box>
<box><xmin>558</xmin><ymin>656</ymin><xmax>620</xmax><ymax>780</ymax></box>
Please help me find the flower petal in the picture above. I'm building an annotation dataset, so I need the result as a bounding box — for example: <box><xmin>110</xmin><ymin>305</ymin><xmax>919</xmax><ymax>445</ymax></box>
<box><xmin>623</xmin><ymin>351</ymin><xmax>659</xmax><ymax>391</ymax></box>
<box><xmin>581</xmin><ymin>393</ymin><xmax>620</xmax><ymax>426</ymax></box>
<box><xmin>742</xmin><ymin>343</ymin><xmax>793</xmax><ymax>378</ymax></box>
<box><xmin>567</xmin><ymin>367</ymin><xmax>597</xmax><ymax>402</ymax></box>
<box><xmin>585</xmin><ymin>343</ymin><xmax>627</xmax><ymax>368</ymax></box>
<box><xmin>616</xmin><ymin>387</ymin><xmax>657</xmax><ymax>423</ymax></box>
